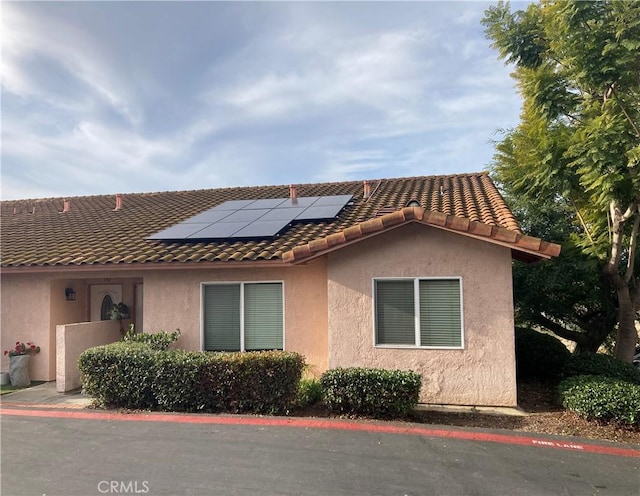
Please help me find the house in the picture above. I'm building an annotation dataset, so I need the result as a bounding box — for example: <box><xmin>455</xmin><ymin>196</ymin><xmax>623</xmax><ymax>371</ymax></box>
<box><xmin>0</xmin><ymin>173</ymin><xmax>560</xmax><ymax>406</ymax></box>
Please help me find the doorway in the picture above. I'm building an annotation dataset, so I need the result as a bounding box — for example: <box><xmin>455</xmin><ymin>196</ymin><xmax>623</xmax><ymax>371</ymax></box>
<box><xmin>90</xmin><ymin>284</ymin><xmax>123</xmax><ymax>321</ymax></box>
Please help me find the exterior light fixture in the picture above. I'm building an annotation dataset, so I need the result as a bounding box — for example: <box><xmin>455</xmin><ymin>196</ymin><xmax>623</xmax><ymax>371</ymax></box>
<box><xmin>65</xmin><ymin>288</ymin><xmax>77</xmax><ymax>301</ymax></box>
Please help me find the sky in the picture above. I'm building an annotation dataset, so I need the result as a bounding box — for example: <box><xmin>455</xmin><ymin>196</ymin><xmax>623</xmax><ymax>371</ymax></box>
<box><xmin>1</xmin><ymin>1</ymin><xmax>527</xmax><ymax>201</ymax></box>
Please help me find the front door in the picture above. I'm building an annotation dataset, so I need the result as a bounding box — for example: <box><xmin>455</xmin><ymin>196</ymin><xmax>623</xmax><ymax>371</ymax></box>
<box><xmin>90</xmin><ymin>284</ymin><xmax>123</xmax><ymax>321</ymax></box>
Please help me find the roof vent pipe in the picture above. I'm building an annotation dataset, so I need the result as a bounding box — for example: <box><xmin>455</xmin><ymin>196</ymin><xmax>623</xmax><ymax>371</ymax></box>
<box><xmin>63</xmin><ymin>199</ymin><xmax>70</xmax><ymax>213</ymax></box>
<box><xmin>363</xmin><ymin>180</ymin><xmax>371</xmax><ymax>199</ymax></box>
<box><xmin>115</xmin><ymin>193</ymin><xmax>123</xmax><ymax>210</ymax></box>
<box><xmin>289</xmin><ymin>184</ymin><xmax>298</xmax><ymax>202</ymax></box>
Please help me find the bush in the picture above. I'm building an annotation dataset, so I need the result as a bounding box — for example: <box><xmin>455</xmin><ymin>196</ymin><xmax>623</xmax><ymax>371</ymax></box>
<box><xmin>122</xmin><ymin>327</ymin><xmax>181</xmax><ymax>351</ymax></box>
<box><xmin>79</xmin><ymin>342</ymin><xmax>158</xmax><ymax>409</ymax></box>
<box><xmin>563</xmin><ymin>353</ymin><xmax>640</xmax><ymax>384</ymax></box>
<box><xmin>79</xmin><ymin>344</ymin><xmax>305</xmax><ymax>414</ymax></box>
<box><xmin>320</xmin><ymin>367</ymin><xmax>421</xmax><ymax>418</ymax></box>
<box><xmin>295</xmin><ymin>378</ymin><xmax>323</xmax><ymax>408</ymax></box>
<box><xmin>515</xmin><ymin>327</ymin><xmax>570</xmax><ymax>383</ymax></box>
<box><xmin>196</xmin><ymin>351</ymin><xmax>306</xmax><ymax>413</ymax></box>
<box><xmin>558</xmin><ymin>375</ymin><xmax>640</xmax><ymax>426</ymax></box>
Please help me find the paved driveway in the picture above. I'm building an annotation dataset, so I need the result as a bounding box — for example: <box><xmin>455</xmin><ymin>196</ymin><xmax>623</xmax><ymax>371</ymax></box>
<box><xmin>1</xmin><ymin>409</ymin><xmax>638</xmax><ymax>496</ymax></box>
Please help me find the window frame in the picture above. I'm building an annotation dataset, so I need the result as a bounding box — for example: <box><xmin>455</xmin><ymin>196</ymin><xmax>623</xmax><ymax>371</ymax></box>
<box><xmin>372</xmin><ymin>277</ymin><xmax>464</xmax><ymax>350</ymax></box>
<box><xmin>201</xmin><ymin>280</ymin><xmax>285</xmax><ymax>352</ymax></box>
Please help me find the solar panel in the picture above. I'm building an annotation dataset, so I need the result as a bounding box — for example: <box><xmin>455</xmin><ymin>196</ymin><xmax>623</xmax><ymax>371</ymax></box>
<box><xmin>148</xmin><ymin>194</ymin><xmax>352</xmax><ymax>241</ymax></box>
<box><xmin>311</xmin><ymin>194</ymin><xmax>353</xmax><ymax>206</ymax></box>
<box><xmin>221</xmin><ymin>208</ymin><xmax>270</xmax><ymax>223</ymax></box>
<box><xmin>233</xmin><ymin>219</ymin><xmax>291</xmax><ymax>238</ymax></box>
<box><xmin>185</xmin><ymin>209</ymin><xmax>235</xmax><ymax>223</ymax></box>
<box><xmin>215</xmin><ymin>199</ymin><xmax>257</xmax><ymax>210</ymax></box>
<box><xmin>147</xmin><ymin>222</ymin><xmax>211</xmax><ymax>240</ymax></box>
<box><xmin>296</xmin><ymin>205</ymin><xmax>345</xmax><ymax>220</ymax></box>
<box><xmin>247</xmin><ymin>198</ymin><xmax>290</xmax><ymax>209</ymax></box>
<box><xmin>259</xmin><ymin>207</ymin><xmax>307</xmax><ymax>221</ymax></box>
<box><xmin>277</xmin><ymin>196</ymin><xmax>319</xmax><ymax>208</ymax></box>
<box><xmin>187</xmin><ymin>222</ymin><xmax>251</xmax><ymax>239</ymax></box>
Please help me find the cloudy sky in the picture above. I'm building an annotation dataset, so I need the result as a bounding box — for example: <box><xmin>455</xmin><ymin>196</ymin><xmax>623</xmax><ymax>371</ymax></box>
<box><xmin>2</xmin><ymin>1</ymin><xmax>527</xmax><ymax>200</ymax></box>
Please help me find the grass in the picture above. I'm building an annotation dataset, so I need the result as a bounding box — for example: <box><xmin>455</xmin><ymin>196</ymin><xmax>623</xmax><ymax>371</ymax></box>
<box><xmin>0</xmin><ymin>380</ymin><xmax>46</xmax><ymax>395</ymax></box>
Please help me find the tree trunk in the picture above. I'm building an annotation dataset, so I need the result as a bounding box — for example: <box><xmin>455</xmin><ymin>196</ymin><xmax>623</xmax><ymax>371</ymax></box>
<box><xmin>613</xmin><ymin>287</ymin><xmax>638</xmax><ymax>363</ymax></box>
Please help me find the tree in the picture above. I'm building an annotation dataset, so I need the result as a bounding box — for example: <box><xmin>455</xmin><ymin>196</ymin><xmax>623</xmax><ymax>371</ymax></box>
<box><xmin>483</xmin><ymin>0</ymin><xmax>639</xmax><ymax>361</ymax></box>
<box><xmin>501</xmin><ymin>177</ymin><xmax>618</xmax><ymax>353</ymax></box>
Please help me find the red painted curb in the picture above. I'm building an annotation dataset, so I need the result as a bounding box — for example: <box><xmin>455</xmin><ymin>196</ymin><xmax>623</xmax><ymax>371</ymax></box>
<box><xmin>1</xmin><ymin>407</ymin><xmax>638</xmax><ymax>459</ymax></box>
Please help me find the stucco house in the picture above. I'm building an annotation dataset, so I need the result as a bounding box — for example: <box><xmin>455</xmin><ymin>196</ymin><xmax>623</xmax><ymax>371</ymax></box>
<box><xmin>1</xmin><ymin>173</ymin><xmax>559</xmax><ymax>406</ymax></box>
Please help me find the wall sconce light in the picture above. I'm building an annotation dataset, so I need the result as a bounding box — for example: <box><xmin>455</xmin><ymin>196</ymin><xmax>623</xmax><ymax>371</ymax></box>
<box><xmin>65</xmin><ymin>288</ymin><xmax>77</xmax><ymax>301</ymax></box>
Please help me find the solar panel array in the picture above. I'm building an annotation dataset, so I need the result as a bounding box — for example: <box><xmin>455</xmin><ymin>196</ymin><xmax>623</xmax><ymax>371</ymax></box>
<box><xmin>148</xmin><ymin>195</ymin><xmax>353</xmax><ymax>241</ymax></box>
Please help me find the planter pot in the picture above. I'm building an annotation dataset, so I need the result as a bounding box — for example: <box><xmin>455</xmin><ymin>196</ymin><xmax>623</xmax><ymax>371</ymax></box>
<box><xmin>0</xmin><ymin>372</ymin><xmax>9</xmax><ymax>386</ymax></box>
<box><xmin>9</xmin><ymin>355</ymin><xmax>31</xmax><ymax>388</ymax></box>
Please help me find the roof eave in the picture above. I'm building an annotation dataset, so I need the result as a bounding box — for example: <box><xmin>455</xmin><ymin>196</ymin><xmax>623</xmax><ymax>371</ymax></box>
<box><xmin>283</xmin><ymin>207</ymin><xmax>561</xmax><ymax>265</ymax></box>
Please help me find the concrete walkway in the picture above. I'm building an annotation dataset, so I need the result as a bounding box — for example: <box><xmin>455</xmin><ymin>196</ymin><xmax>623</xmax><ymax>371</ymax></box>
<box><xmin>1</xmin><ymin>381</ymin><xmax>92</xmax><ymax>409</ymax></box>
<box><xmin>2</xmin><ymin>381</ymin><xmax>527</xmax><ymax>416</ymax></box>
<box><xmin>2</xmin><ymin>381</ymin><xmax>527</xmax><ymax>415</ymax></box>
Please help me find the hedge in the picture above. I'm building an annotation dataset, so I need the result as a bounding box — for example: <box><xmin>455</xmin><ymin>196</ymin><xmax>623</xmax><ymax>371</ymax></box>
<box><xmin>320</xmin><ymin>367</ymin><xmax>421</xmax><ymax>418</ymax></box>
<box><xmin>79</xmin><ymin>344</ymin><xmax>305</xmax><ymax>414</ymax></box>
<box><xmin>562</xmin><ymin>353</ymin><xmax>640</xmax><ymax>384</ymax></box>
<box><xmin>558</xmin><ymin>375</ymin><xmax>640</xmax><ymax>426</ymax></box>
<box><xmin>515</xmin><ymin>327</ymin><xmax>570</xmax><ymax>383</ymax></box>
<box><xmin>122</xmin><ymin>327</ymin><xmax>181</xmax><ymax>351</ymax></box>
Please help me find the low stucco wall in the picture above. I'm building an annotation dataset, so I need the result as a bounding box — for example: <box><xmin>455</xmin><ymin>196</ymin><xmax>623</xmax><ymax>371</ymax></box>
<box><xmin>327</xmin><ymin>223</ymin><xmax>518</xmax><ymax>407</ymax></box>
<box><xmin>56</xmin><ymin>320</ymin><xmax>122</xmax><ymax>392</ymax></box>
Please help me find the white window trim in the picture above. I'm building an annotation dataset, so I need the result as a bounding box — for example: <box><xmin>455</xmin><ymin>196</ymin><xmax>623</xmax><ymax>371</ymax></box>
<box><xmin>372</xmin><ymin>276</ymin><xmax>464</xmax><ymax>350</ymax></box>
<box><xmin>200</xmin><ymin>280</ymin><xmax>286</xmax><ymax>352</ymax></box>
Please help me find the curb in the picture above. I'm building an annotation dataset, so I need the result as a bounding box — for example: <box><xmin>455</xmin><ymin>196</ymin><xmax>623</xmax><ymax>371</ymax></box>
<box><xmin>1</xmin><ymin>406</ymin><xmax>638</xmax><ymax>459</ymax></box>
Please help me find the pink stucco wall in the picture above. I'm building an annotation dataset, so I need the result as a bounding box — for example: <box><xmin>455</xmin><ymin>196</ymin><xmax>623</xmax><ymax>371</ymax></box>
<box><xmin>2</xmin><ymin>224</ymin><xmax>518</xmax><ymax>407</ymax></box>
<box><xmin>1</xmin><ymin>272</ymin><xmax>142</xmax><ymax>381</ymax></box>
<box><xmin>327</xmin><ymin>223</ymin><xmax>518</xmax><ymax>407</ymax></box>
<box><xmin>142</xmin><ymin>259</ymin><xmax>329</xmax><ymax>374</ymax></box>
<box><xmin>1</xmin><ymin>273</ymin><xmax>52</xmax><ymax>380</ymax></box>
<box><xmin>56</xmin><ymin>320</ymin><xmax>121</xmax><ymax>392</ymax></box>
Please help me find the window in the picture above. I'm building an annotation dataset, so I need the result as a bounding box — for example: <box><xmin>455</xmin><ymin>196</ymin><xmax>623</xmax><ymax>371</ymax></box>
<box><xmin>203</xmin><ymin>282</ymin><xmax>283</xmax><ymax>352</ymax></box>
<box><xmin>374</xmin><ymin>278</ymin><xmax>462</xmax><ymax>348</ymax></box>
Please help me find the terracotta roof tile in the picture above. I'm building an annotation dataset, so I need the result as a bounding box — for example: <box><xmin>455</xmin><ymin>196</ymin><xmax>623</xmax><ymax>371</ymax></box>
<box><xmin>1</xmin><ymin>173</ymin><xmax>530</xmax><ymax>268</ymax></box>
<box><xmin>281</xmin><ymin>206</ymin><xmax>561</xmax><ymax>264</ymax></box>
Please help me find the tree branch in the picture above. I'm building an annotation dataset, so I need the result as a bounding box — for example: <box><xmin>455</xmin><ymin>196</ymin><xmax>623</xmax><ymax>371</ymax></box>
<box><xmin>532</xmin><ymin>314</ymin><xmax>585</xmax><ymax>344</ymax></box>
<box><xmin>605</xmin><ymin>200</ymin><xmax>625</xmax><ymax>286</ymax></box>
<box><xmin>570</xmin><ymin>196</ymin><xmax>595</xmax><ymax>245</ymax></box>
<box><xmin>624</xmin><ymin>209</ymin><xmax>639</xmax><ymax>283</ymax></box>
<box><xmin>611</xmin><ymin>85</ymin><xmax>640</xmax><ymax>139</ymax></box>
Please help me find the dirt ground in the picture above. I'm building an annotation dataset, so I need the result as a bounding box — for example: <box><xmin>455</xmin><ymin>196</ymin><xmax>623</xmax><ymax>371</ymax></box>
<box><xmin>410</xmin><ymin>382</ymin><xmax>639</xmax><ymax>445</ymax></box>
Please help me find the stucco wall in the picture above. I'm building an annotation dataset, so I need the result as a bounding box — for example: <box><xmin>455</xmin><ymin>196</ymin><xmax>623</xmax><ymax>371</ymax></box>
<box><xmin>327</xmin><ymin>223</ymin><xmax>517</xmax><ymax>407</ymax></box>
<box><xmin>1</xmin><ymin>271</ymin><xmax>142</xmax><ymax>381</ymax></box>
<box><xmin>142</xmin><ymin>259</ymin><xmax>329</xmax><ymax>374</ymax></box>
<box><xmin>1</xmin><ymin>273</ymin><xmax>52</xmax><ymax>381</ymax></box>
<box><xmin>56</xmin><ymin>320</ymin><xmax>121</xmax><ymax>392</ymax></box>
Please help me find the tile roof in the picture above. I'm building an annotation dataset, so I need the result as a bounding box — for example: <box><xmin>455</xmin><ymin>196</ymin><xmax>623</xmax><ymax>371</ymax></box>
<box><xmin>282</xmin><ymin>207</ymin><xmax>560</xmax><ymax>264</ymax></box>
<box><xmin>1</xmin><ymin>173</ymin><xmax>544</xmax><ymax>269</ymax></box>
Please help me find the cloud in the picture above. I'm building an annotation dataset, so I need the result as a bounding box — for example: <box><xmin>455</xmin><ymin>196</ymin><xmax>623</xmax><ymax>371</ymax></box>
<box><xmin>1</xmin><ymin>1</ymin><xmax>523</xmax><ymax>200</ymax></box>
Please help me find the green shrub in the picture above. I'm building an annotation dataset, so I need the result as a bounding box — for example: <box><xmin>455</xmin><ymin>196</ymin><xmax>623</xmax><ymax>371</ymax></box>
<box><xmin>295</xmin><ymin>378</ymin><xmax>323</xmax><ymax>408</ymax></box>
<box><xmin>558</xmin><ymin>375</ymin><xmax>640</xmax><ymax>426</ymax></box>
<box><xmin>153</xmin><ymin>350</ymin><xmax>211</xmax><ymax>412</ymax></box>
<box><xmin>196</xmin><ymin>351</ymin><xmax>305</xmax><ymax>414</ymax></box>
<box><xmin>79</xmin><ymin>344</ymin><xmax>305</xmax><ymax>414</ymax></box>
<box><xmin>122</xmin><ymin>327</ymin><xmax>181</xmax><ymax>351</ymax></box>
<box><xmin>320</xmin><ymin>367</ymin><xmax>421</xmax><ymax>418</ymax></box>
<box><xmin>515</xmin><ymin>327</ymin><xmax>570</xmax><ymax>383</ymax></box>
<box><xmin>563</xmin><ymin>353</ymin><xmax>640</xmax><ymax>384</ymax></box>
<box><xmin>79</xmin><ymin>342</ymin><xmax>158</xmax><ymax>409</ymax></box>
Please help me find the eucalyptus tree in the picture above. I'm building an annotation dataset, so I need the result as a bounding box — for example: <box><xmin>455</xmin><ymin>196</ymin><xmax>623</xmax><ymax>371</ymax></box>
<box><xmin>483</xmin><ymin>0</ymin><xmax>639</xmax><ymax>361</ymax></box>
